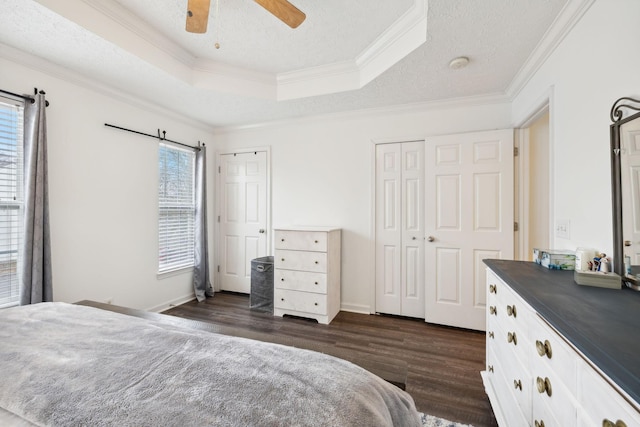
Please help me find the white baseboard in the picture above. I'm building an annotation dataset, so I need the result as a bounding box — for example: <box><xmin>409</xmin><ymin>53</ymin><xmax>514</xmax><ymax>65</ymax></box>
<box><xmin>340</xmin><ymin>303</ymin><xmax>372</xmax><ymax>315</ymax></box>
<box><xmin>148</xmin><ymin>294</ymin><xmax>196</xmax><ymax>313</ymax></box>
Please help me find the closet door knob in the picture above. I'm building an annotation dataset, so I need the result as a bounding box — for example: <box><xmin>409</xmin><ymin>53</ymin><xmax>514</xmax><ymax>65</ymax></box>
<box><xmin>427</xmin><ymin>236</ymin><xmax>435</xmax><ymax>242</ymax></box>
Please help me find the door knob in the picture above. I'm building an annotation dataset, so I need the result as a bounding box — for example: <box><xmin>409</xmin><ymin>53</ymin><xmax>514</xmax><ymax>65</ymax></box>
<box><xmin>259</xmin><ymin>229</ymin><xmax>265</xmax><ymax>234</ymax></box>
<box><xmin>625</xmin><ymin>240</ymin><xmax>632</xmax><ymax>247</ymax></box>
<box><xmin>427</xmin><ymin>236</ymin><xmax>435</xmax><ymax>242</ymax></box>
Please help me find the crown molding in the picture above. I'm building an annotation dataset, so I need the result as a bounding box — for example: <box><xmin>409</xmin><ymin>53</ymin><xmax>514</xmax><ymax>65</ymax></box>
<box><xmin>81</xmin><ymin>0</ymin><xmax>196</xmax><ymax>67</ymax></box>
<box><xmin>214</xmin><ymin>92</ymin><xmax>510</xmax><ymax>135</ymax></box>
<box><xmin>276</xmin><ymin>0</ymin><xmax>428</xmax><ymax>100</ymax></box>
<box><xmin>0</xmin><ymin>42</ymin><xmax>215</xmax><ymax>133</ymax></box>
<box><xmin>505</xmin><ymin>0</ymin><xmax>596</xmax><ymax>99</ymax></box>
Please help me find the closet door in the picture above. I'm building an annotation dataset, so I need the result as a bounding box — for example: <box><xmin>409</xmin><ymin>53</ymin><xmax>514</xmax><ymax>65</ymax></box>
<box><xmin>375</xmin><ymin>141</ymin><xmax>425</xmax><ymax>318</ymax></box>
<box><xmin>219</xmin><ymin>151</ymin><xmax>268</xmax><ymax>293</ymax></box>
<box><xmin>424</xmin><ymin>129</ymin><xmax>513</xmax><ymax>330</ymax></box>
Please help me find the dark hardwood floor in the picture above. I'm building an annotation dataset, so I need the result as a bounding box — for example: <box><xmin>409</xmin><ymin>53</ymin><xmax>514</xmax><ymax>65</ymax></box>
<box><xmin>164</xmin><ymin>292</ymin><xmax>498</xmax><ymax>427</ymax></box>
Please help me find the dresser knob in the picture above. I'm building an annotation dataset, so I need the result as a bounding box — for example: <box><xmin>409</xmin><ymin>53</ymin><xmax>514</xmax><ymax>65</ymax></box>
<box><xmin>535</xmin><ymin>421</ymin><xmax>545</xmax><ymax>427</ymax></box>
<box><xmin>488</xmin><ymin>331</ymin><xmax>494</xmax><ymax>339</ymax></box>
<box><xmin>281</xmin><ymin>298</ymin><xmax>285</xmax><ymax>302</ymax></box>
<box><xmin>315</xmin><ymin>261</ymin><xmax>319</xmax><ymax>264</ymax></box>
<box><xmin>513</xmin><ymin>379</ymin><xmax>522</xmax><ymax>391</ymax></box>
<box><xmin>536</xmin><ymin>376</ymin><xmax>552</xmax><ymax>397</ymax></box>
<box><xmin>281</xmin><ymin>238</ymin><xmax>285</xmax><ymax>242</ymax></box>
<box><xmin>603</xmin><ymin>420</ymin><xmax>627</xmax><ymax>427</ymax></box>
<box><xmin>507</xmin><ymin>305</ymin><xmax>517</xmax><ymax>318</ymax></box>
<box><xmin>314</xmin><ymin>240</ymin><xmax>318</xmax><ymax>243</ymax></box>
<box><xmin>314</xmin><ymin>302</ymin><xmax>318</xmax><ymax>306</ymax></box>
<box><xmin>535</xmin><ymin>339</ymin><xmax>553</xmax><ymax>358</ymax></box>
<box><xmin>314</xmin><ymin>282</ymin><xmax>318</xmax><ymax>285</ymax></box>
<box><xmin>489</xmin><ymin>306</ymin><xmax>497</xmax><ymax>315</ymax></box>
<box><xmin>281</xmin><ymin>258</ymin><xmax>285</xmax><ymax>262</ymax></box>
<box><xmin>489</xmin><ymin>284</ymin><xmax>497</xmax><ymax>294</ymax></box>
<box><xmin>281</xmin><ymin>278</ymin><xmax>284</xmax><ymax>281</ymax></box>
<box><xmin>507</xmin><ymin>332</ymin><xmax>517</xmax><ymax>345</ymax></box>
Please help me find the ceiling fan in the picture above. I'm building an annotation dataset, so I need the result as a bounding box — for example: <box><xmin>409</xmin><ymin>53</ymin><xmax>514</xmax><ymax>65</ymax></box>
<box><xmin>186</xmin><ymin>0</ymin><xmax>306</xmax><ymax>33</ymax></box>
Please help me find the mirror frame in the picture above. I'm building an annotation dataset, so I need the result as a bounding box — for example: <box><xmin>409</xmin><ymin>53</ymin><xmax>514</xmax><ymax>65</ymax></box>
<box><xmin>610</xmin><ymin>97</ymin><xmax>640</xmax><ymax>287</ymax></box>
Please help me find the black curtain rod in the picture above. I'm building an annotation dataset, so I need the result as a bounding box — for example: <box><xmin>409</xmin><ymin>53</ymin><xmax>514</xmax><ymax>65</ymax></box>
<box><xmin>0</xmin><ymin>88</ymin><xmax>50</xmax><ymax>107</ymax></box>
<box><xmin>104</xmin><ymin>123</ymin><xmax>201</xmax><ymax>151</ymax></box>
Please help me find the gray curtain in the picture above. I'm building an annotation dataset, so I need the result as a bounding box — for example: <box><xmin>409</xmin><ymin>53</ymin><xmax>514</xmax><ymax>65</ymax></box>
<box><xmin>193</xmin><ymin>143</ymin><xmax>213</xmax><ymax>301</ymax></box>
<box><xmin>20</xmin><ymin>91</ymin><xmax>52</xmax><ymax>305</ymax></box>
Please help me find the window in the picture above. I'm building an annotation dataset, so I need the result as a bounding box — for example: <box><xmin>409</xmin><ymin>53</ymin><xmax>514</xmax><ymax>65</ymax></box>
<box><xmin>0</xmin><ymin>96</ymin><xmax>24</xmax><ymax>307</ymax></box>
<box><xmin>158</xmin><ymin>143</ymin><xmax>195</xmax><ymax>273</ymax></box>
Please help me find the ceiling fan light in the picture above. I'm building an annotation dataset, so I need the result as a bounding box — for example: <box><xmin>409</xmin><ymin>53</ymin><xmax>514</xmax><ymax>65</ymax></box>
<box><xmin>449</xmin><ymin>56</ymin><xmax>470</xmax><ymax>70</ymax></box>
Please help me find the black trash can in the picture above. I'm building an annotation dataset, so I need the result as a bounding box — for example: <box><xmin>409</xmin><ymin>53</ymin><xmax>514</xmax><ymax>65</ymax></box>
<box><xmin>250</xmin><ymin>256</ymin><xmax>274</xmax><ymax>313</ymax></box>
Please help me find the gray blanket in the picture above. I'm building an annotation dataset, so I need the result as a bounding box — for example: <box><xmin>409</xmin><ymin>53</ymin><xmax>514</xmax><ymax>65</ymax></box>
<box><xmin>0</xmin><ymin>302</ymin><xmax>421</xmax><ymax>426</ymax></box>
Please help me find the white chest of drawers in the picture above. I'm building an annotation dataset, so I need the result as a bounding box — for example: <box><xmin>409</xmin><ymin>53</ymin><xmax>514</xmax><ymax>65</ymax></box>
<box><xmin>483</xmin><ymin>265</ymin><xmax>640</xmax><ymax>427</ymax></box>
<box><xmin>273</xmin><ymin>227</ymin><xmax>341</xmax><ymax>324</ymax></box>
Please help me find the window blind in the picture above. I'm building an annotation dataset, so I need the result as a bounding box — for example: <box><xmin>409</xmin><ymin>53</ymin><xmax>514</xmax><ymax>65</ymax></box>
<box><xmin>0</xmin><ymin>96</ymin><xmax>23</xmax><ymax>307</ymax></box>
<box><xmin>158</xmin><ymin>143</ymin><xmax>195</xmax><ymax>273</ymax></box>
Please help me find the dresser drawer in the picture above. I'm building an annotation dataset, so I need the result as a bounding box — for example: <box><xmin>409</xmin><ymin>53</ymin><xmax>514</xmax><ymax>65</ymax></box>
<box><xmin>275</xmin><ymin>269</ymin><xmax>327</xmax><ymax>294</ymax></box>
<box><xmin>488</xmin><ymin>345</ymin><xmax>531</xmax><ymax>426</ymax></box>
<box><xmin>274</xmin><ymin>230</ymin><xmax>328</xmax><ymax>252</ymax></box>
<box><xmin>531</xmin><ymin>370</ymin><xmax>577</xmax><ymax>427</ymax></box>
<box><xmin>275</xmin><ymin>249</ymin><xmax>327</xmax><ymax>272</ymax></box>
<box><xmin>577</xmin><ymin>358</ymin><xmax>640</xmax><ymax>427</ymax></box>
<box><xmin>274</xmin><ymin>288</ymin><xmax>327</xmax><ymax>315</ymax></box>
<box><xmin>494</xmin><ymin>322</ymin><xmax>532</xmax><ymax>421</ymax></box>
<box><xmin>530</xmin><ymin>314</ymin><xmax>577</xmax><ymax>394</ymax></box>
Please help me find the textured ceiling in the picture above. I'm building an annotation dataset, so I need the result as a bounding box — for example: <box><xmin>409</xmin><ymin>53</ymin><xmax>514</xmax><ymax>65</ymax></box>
<box><xmin>0</xmin><ymin>0</ymin><xmax>571</xmax><ymax>129</ymax></box>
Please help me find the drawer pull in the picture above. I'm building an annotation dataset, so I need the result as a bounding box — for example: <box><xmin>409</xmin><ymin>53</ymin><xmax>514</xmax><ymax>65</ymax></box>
<box><xmin>315</xmin><ymin>261</ymin><xmax>319</xmax><ymax>264</ymax></box>
<box><xmin>489</xmin><ymin>284</ymin><xmax>497</xmax><ymax>294</ymax></box>
<box><xmin>513</xmin><ymin>379</ymin><xmax>522</xmax><ymax>391</ymax></box>
<box><xmin>314</xmin><ymin>240</ymin><xmax>318</xmax><ymax>243</ymax></box>
<box><xmin>281</xmin><ymin>298</ymin><xmax>285</xmax><ymax>301</ymax></box>
<box><xmin>536</xmin><ymin>376</ymin><xmax>552</xmax><ymax>397</ymax></box>
<box><xmin>281</xmin><ymin>258</ymin><xmax>285</xmax><ymax>262</ymax></box>
<box><xmin>535</xmin><ymin>339</ymin><xmax>553</xmax><ymax>359</ymax></box>
<box><xmin>281</xmin><ymin>278</ymin><xmax>285</xmax><ymax>281</ymax></box>
<box><xmin>507</xmin><ymin>332</ymin><xmax>517</xmax><ymax>345</ymax></box>
<box><xmin>314</xmin><ymin>281</ymin><xmax>318</xmax><ymax>285</ymax></box>
<box><xmin>488</xmin><ymin>331</ymin><xmax>494</xmax><ymax>339</ymax></box>
<box><xmin>535</xmin><ymin>421</ymin><xmax>545</xmax><ymax>427</ymax></box>
<box><xmin>489</xmin><ymin>306</ymin><xmax>497</xmax><ymax>315</ymax></box>
<box><xmin>281</xmin><ymin>238</ymin><xmax>285</xmax><ymax>242</ymax></box>
<box><xmin>507</xmin><ymin>305</ymin><xmax>517</xmax><ymax>318</ymax></box>
<box><xmin>603</xmin><ymin>420</ymin><xmax>627</xmax><ymax>427</ymax></box>
<box><xmin>314</xmin><ymin>302</ymin><xmax>318</xmax><ymax>306</ymax></box>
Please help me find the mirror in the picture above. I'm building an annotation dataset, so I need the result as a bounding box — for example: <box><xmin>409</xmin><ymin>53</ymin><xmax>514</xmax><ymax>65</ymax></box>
<box><xmin>611</xmin><ymin>97</ymin><xmax>640</xmax><ymax>289</ymax></box>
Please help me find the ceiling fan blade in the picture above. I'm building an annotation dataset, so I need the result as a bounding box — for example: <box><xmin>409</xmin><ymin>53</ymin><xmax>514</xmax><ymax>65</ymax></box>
<box><xmin>186</xmin><ymin>0</ymin><xmax>210</xmax><ymax>33</ymax></box>
<box><xmin>254</xmin><ymin>0</ymin><xmax>306</xmax><ymax>29</ymax></box>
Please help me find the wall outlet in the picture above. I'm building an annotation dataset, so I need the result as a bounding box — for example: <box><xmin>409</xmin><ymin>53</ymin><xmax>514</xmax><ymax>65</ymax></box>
<box><xmin>556</xmin><ymin>219</ymin><xmax>570</xmax><ymax>239</ymax></box>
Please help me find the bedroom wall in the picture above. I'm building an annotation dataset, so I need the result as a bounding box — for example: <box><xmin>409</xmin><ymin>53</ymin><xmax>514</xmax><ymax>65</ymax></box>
<box><xmin>0</xmin><ymin>54</ymin><xmax>216</xmax><ymax>311</ymax></box>
<box><xmin>214</xmin><ymin>102</ymin><xmax>512</xmax><ymax>313</ymax></box>
<box><xmin>512</xmin><ymin>0</ymin><xmax>640</xmax><ymax>259</ymax></box>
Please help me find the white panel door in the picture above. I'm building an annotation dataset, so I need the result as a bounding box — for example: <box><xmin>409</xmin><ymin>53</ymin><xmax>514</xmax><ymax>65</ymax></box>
<box><xmin>425</xmin><ymin>130</ymin><xmax>513</xmax><ymax>330</ymax></box>
<box><xmin>375</xmin><ymin>141</ymin><xmax>425</xmax><ymax>318</ymax></box>
<box><xmin>219</xmin><ymin>152</ymin><xmax>268</xmax><ymax>293</ymax></box>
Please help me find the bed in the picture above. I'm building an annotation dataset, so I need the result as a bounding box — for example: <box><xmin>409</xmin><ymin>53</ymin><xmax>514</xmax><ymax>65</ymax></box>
<box><xmin>0</xmin><ymin>302</ymin><xmax>422</xmax><ymax>426</ymax></box>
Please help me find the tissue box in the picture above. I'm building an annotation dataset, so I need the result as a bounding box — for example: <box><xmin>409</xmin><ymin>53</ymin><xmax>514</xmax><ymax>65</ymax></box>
<box><xmin>541</xmin><ymin>250</ymin><xmax>576</xmax><ymax>270</ymax></box>
<box><xmin>533</xmin><ymin>248</ymin><xmax>545</xmax><ymax>265</ymax></box>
